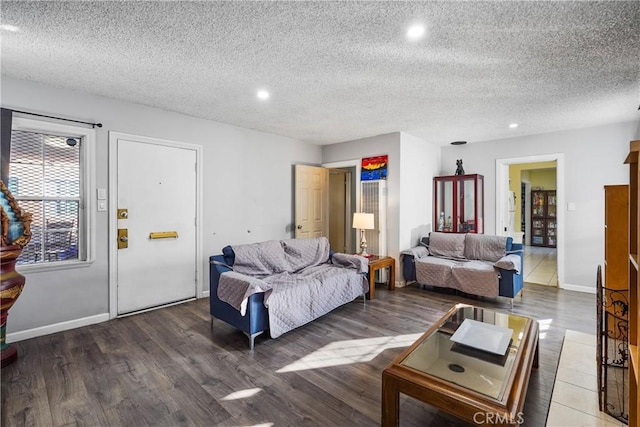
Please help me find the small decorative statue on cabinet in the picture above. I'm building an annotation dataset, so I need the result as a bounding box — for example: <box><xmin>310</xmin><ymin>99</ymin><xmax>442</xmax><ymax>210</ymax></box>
<box><xmin>455</xmin><ymin>159</ymin><xmax>465</xmax><ymax>176</ymax></box>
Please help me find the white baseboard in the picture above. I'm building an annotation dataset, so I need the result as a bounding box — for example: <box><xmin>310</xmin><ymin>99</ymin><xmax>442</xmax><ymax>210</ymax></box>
<box><xmin>9</xmin><ymin>293</ymin><xmax>211</xmax><ymax>343</ymax></box>
<box><xmin>560</xmin><ymin>283</ymin><xmax>596</xmax><ymax>294</ymax></box>
<box><xmin>7</xmin><ymin>313</ymin><xmax>110</xmax><ymax>343</ymax></box>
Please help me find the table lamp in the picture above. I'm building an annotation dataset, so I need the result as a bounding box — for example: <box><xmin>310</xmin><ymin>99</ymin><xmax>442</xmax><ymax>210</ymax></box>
<box><xmin>353</xmin><ymin>212</ymin><xmax>374</xmax><ymax>256</ymax></box>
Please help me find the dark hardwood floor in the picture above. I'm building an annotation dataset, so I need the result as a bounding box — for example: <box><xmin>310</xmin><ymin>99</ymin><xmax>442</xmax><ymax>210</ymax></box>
<box><xmin>1</xmin><ymin>282</ymin><xmax>595</xmax><ymax>426</ymax></box>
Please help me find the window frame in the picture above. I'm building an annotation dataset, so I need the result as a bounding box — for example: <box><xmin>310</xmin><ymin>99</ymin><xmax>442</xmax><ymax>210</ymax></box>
<box><xmin>10</xmin><ymin>117</ymin><xmax>96</xmax><ymax>271</ymax></box>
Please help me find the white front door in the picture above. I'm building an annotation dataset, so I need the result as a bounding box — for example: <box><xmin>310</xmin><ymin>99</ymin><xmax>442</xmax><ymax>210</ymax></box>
<box><xmin>116</xmin><ymin>137</ymin><xmax>197</xmax><ymax>315</ymax></box>
<box><xmin>294</xmin><ymin>164</ymin><xmax>328</xmax><ymax>238</ymax></box>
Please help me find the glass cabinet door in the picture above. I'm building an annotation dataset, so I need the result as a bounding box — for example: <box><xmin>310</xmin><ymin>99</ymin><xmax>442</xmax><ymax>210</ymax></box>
<box><xmin>531</xmin><ymin>219</ymin><xmax>544</xmax><ymax>245</ymax></box>
<box><xmin>435</xmin><ymin>179</ymin><xmax>455</xmax><ymax>232</ymax></box>
<box><xmin>546</xmin><ymin>219</ymin><xmax>557</xmax><ymax>247</ymax></box>
<box><xmin>532</xmin><ymin>192</ymin><xmax>545</xmax><ymax>218</ymax></box>
<box><xmin>477</xmin><ymin>178</ymin><xmax>484</xmax><ymax>233</ymax></box>
<box><xmin>547</xmin><ymin>193</ymin><xmax>557</xmax><ymax>218</ymax></box>
<box><xmin>461</xmin><ymin>178</ymin><xmax>476</xmax><ymax>232</ymax></box>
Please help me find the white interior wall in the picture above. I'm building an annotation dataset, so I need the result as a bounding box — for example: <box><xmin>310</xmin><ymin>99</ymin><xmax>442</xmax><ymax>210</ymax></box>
<box><xmin>322</xmin><ymin>133</ymin><xmax>401</xmax><ymax>268</ymax></box>
<box><xmin>441</xmin><ymin>121</ymin><xmax>636</xmax><ymax>289</ymax></box>
<box><xmin>398</xmin><ymin>131</ymin><xmax>440</xmax><ymax>256</ymax></box>
<box><xmin>2</xmin><ymin>77</ymin><xmax>321</xmax><ymax>337</ymax></box>
<box><xmin>4</xmin><ymin>77</ymin><xmax>638</xmax><ymax>338</ymax></box>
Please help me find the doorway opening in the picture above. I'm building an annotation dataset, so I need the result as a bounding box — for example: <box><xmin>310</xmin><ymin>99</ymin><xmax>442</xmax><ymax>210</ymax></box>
<box><xmin>323</xmin><ymin>160</ymin><xmax>360</xmax><ymax>254</ymax></box>
<box><xmin>496</xmin><ymin>154</ymin><xmax>564</xmax><ymax>288</ymax></box>
<box><xmin>329</xmin><ymin>168</ymin><xmax>354</xmax><ymax>253</ymax></box>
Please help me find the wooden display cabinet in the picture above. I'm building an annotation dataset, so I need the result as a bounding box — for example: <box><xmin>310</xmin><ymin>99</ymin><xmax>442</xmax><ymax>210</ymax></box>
<box><xmin>624</xmin><ymin>141</ymin><xmax>640</xmax><ymax>426</ymax></box>
<box><xmin>604</xmin><ymin>185</ymin><xmax>628</xmax><ymax>290</ymax></box>
<box><xmin>531</xmin><ymin>190</ymin><xmax>557</xmax><ymax>247</ymax></box>
<box><xmin>433</xmin><ymin>174</ymin><xmax>484</xmax><ymax>234</ymax></box>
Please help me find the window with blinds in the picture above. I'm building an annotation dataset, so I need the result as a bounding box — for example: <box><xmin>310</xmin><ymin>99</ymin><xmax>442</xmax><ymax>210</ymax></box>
<box><xmin>8</xmin><ymin>129</ymin><xmax>82</xmax><ymax>265</ymax></box>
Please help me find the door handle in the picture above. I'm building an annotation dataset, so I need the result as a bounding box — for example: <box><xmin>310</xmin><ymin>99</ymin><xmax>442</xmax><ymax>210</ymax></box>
<box><xmin>297</xmin><ymin>225</ymin><xmax>302</xmax><ymax>230</ymax></box>
<box><xmin>118</xmin><ymin>228</ymin><xmax>128</xmax><ymax>249</ymax></box>
<box><xmin>149</xmin><ymin>231</ymin><xmax>178</xmax><ymax>239</ymax></box>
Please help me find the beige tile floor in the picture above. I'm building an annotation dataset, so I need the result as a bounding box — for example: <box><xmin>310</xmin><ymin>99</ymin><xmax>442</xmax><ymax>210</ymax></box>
<box><xmin>524</xmin><ymin>245</ymin><xmax>558</xmax><ymax>287</ymax></box>
<box><xmin>545</xmin><ymin>330</ymin><xmax>625</xmax><ymax>427</ymax></box>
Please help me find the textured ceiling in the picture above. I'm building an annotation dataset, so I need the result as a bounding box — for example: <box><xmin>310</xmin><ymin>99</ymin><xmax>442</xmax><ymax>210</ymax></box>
<box><xmin>1</xmin><ymin>1</ymin><xmax>639</xmax><ymax>145</ymax></box>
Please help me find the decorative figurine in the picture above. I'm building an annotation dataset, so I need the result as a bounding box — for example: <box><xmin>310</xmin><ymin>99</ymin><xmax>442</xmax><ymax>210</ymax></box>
<box><xmin>0</xmin><ymin>180</ymin><xmax>32</xmax><ymax>367</ymax></box>
<box><xmin>455</xmin><ymin>159</ymin><xmax>465</xmax><ymax>175</ymax></box>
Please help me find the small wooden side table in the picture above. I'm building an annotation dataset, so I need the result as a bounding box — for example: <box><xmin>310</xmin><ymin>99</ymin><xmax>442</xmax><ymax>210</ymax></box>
<box><xmin>367</xmin><ymin>256</ymin><xmax>395</xmax><ymax>299</ymax></box>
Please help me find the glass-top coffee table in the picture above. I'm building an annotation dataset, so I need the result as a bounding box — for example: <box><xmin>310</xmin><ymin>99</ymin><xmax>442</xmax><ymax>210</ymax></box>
<box><xmin>382</xmin><ymin>304</ymin><xmax>539</xmax><ymax>426</ymax></box>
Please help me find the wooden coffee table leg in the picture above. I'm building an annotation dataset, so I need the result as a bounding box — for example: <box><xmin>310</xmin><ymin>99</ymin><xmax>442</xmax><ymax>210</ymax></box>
<box><xmin>382</xmin><ymin>374</ymin><xmax>400</xmax><ymax>427</ymax></box>
<box><xmin>388</xmin><ymin>261</ymin><xmax>395</xmax><ymax>290</ymax></box>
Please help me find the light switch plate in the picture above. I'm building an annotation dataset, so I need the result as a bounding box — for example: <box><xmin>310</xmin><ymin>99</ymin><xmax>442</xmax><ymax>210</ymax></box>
<box><xmin>97</xmin><ymin>188</ymin><xmax>107</xmax><ymax>200</ymax></box>
<box><xmin>567</xmin><ymin>202</ymin><xmax>576</xmax><ymax>211</ymax></box>
<box><xmin>98</xmin><ymin>200</ymin><xmax>107</xmax><ymax>211</ymax></box>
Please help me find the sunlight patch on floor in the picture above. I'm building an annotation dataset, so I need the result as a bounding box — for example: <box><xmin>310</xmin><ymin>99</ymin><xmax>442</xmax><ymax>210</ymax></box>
<box><xmin>222</xmin><ymin>388</ymin><xmax>263</xmax><ymax>401</ymax></box>
<box><xmin>538</xmin><ymin>318</ymin><xmax>553</xmax><ymax>339</ymax></box>
<box><xmin>276</xmin><ymin>333</ymin><xmax>423</xmax><ymax>373</ymax></box>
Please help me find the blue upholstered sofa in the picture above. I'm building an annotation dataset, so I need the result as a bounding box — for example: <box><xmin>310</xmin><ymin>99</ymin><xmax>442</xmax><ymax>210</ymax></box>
<box><xmin>402</xmin><ymin>232</ymin><xmax>524</xmax><ymax>304</ymax></box>
<box><xmin>209</xmin><ymin>237</ymin><xmax>368</xmax><ymax>349</ymax></box>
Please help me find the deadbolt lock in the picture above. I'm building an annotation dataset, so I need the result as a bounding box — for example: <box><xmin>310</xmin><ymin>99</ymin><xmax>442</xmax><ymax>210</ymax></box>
<box><xmin>117</xmin><ymin>208</ymin><xmax>128</xmax><ymax>219</ymax></box>
<box><xmin>117</xmin><ymin>228</ymin><xmax>128</xmax><ymax>249</ymax></box>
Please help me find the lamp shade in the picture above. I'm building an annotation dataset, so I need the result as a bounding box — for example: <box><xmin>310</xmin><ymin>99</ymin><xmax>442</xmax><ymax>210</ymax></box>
<box><xmin>352</xmin><ymin>212</ymin><xmax>374</xmax><ymax>230</ymax></box>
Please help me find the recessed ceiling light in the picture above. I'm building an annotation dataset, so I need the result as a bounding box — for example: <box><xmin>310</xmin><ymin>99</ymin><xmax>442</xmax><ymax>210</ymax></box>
<box><xmin>406</xmin><ymin>25</ymin><xmax>425</xmax><ymax>41</ymax></box>
<box><xmin>257</xmin><ymin>90</ymin><xmax>270</xmax><ymax>100</ymax></box>
<box><xmin>509</xmin><ymin>123</ymin><xmax>519</xmax><ymax>129</ymax></box>
<box><xmin>450</xmin><ymin>141</ymin><xmax>467</xmax><ymax>146</ymax></box>
<box><xmin>0</xmin><ymin>24</ymin><xmax>20</xmax><ymax>32</ymax></box>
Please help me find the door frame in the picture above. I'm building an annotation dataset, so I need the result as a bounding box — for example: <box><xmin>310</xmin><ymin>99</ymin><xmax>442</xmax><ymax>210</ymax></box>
<box><xmin>496</xmin><ymin>153</ymin><xmax>564</xmax><ymax>288</ymax></box>
<box><xmin>108</xmin><ymin>131</ymin><xmax>203</xmax><ymax>319</ymax></box>
<box><xmin>521</xmin><ymin>180</ymin><xmax>531</xmax><ymax>246</ymax></box>
<box><xmin>322</xmin><ymin>159</ymin><xmax>361</xmax><ymax>210</ymax></box>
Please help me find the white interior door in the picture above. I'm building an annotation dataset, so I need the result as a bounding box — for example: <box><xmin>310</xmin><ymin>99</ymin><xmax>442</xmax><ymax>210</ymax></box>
<box><xmin>294</xmin><ymin>164</ymin><xmax>328</xmax><ymax>238</ymax></box>
<box><xmin>116</xmin><ymin>138</ymin><xmax>197</xmax><ymax>315</ymax></box>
